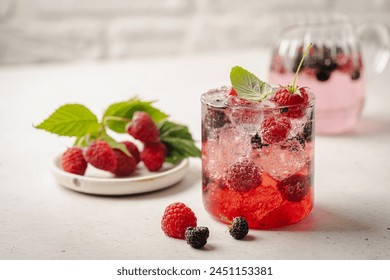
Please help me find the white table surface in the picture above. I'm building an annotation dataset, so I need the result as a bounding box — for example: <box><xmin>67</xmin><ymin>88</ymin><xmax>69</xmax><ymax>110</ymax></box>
<box><xmin>0</xmin><ymin>50</ymin><xmax>389</xmax><ymax>260</ymax></box>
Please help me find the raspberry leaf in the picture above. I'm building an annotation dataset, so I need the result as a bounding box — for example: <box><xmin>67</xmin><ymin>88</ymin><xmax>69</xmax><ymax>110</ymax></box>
<box><xmin>99</xmin><ymin>131</ymin><xmax>131</xmax><ymax>157</ymax></box>
<box><xmin>73</xmin><ymin>130</ymin><xmax>130</xmax><ymax>157</ymax></box>
<box><xmin>230</xmin><ymin>66</ymin><xmax>273</xmax><ymax>101</ymax></box>
<box><xmin>158</xmin><ymin>120</ymin><xmax>201</xmax><ymax>164</ymax></box>
<box><xmin>103</xmin><ymin>97</ymin><xmax>168</xmax><ymax>133</ymax></box>
<box><xmin>35</xmin><ymin>104</ymin><xmax>101</xmax><ymax>137</ymax></box>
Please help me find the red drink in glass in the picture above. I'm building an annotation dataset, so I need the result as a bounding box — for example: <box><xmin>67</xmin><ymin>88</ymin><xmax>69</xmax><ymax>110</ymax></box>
<box><xmin>201</xmin><ymin>87</ymin><xmax>315</xmax><ymax>229</ymax></box>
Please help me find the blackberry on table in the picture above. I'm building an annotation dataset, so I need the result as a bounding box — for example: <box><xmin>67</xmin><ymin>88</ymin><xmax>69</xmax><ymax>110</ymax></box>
<box><xmin>185</xmin><ymin>226</ymin><xmax>209</xmax><ymax>249</ymax></box>
<box><xmin>229</xmin><ymin>217</ymin><xmax>249</xmax><ymax>240</ymax></box>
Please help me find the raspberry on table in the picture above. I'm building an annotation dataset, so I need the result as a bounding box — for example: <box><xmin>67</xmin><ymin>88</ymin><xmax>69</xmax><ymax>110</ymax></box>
<box><xmin>225</xmin><ymin>158</ymin><xmax>262</xmax><ymax>192</ymax></box>
<box><xmin>185</xmin><ymin>226</ymin><xmax>209</xmax><ymax>249</ymax></box>
<box><xmin>111</xmin><ymin>149</ymin><xmax>137</xmax><ymax>177</ymax></box>
<box><xmin>141</xmin><ymin>142</ymin><xmax>166</xmax><ymax>172</ymax></box>
<box><xmin>277</xmin><ymin>174</ymin><xmax>311</xmax><ymax>202</ymax></box>
<box><xmin>121</xmin><ymin>141</ymin><xmax>140</xmax><ymax>163</ymax></box>
<box><xmin>229</xmin><ymin>216</ymin><xmax>249</xmax><ymax>240</ymax></box>
<box><xmin>127</xmin><ymin>111</ymin><xmax>159</xmax><ymax>143</ymax></box>
<box><xmin>260</xmin><ymin>116</ymin><xmax>292</xmax><ymax>144</ymax></box>
<box><xmin>85</xmin><ymin>140</ymin><xmax>117</xmax><ymax>172</ymax></box>
<box><xmin>61</xmin><ymin>147</ymin><xmax>87</xmax><ymax>175</ymax></box>
<box><xmin>161</xmin><ymin>202</ymin><xmax>197</xmax><ymax>239</ymax></box>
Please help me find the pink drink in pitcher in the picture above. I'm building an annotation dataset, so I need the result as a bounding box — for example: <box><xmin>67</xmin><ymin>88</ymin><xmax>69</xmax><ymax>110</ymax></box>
<box><xmin>268</xmin><ymin>14</ymin><xmax>390</xmax><ymax>134</ymax></box>
<box><xmin>269</xmin><ymin>46</ymin><xmax>364</xmax><ymax>134</ymax></box>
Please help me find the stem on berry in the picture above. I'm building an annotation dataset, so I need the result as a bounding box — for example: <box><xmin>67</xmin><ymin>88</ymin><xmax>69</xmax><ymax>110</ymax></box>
<box><xmin>289</xmin><ymin>43</ymin><xmax>313</xmax><ymax>93</ymax></box>
<box><xmin>219</xmin><ymin>214</ymin><xmax>232</xmax><ymax>224</ymax></box>
<box><xmin>85</xmin><ymin>134</ymin><xmax>91</xmax><ymax>146</ymax></box>
<box><xmin>103</xmin><ymin>116</ymin><xmax>132</xmax><ymax>125</ymax></box>
<box><xmin>74</xmin><ymin>136</ymin><xmax>85</xmax><ymax>147</ymax></box>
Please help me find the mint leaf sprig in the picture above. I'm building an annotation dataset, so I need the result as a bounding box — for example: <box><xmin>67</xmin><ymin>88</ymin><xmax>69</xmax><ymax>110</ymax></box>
<box><xmin>35</xmin><ymin>96</ymin><xmax>200</xmax><ymax>164</ymax></box>
<box><xmin>230</xmin><ymin>66</ymin><xmax>273</xmax><ymax>101</ymax></box>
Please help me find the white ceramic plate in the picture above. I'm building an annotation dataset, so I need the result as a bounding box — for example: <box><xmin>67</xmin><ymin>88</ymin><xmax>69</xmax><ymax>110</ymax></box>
<box><xmin>51</xmin><ymin>155</ymin><xmax>189</xmax><ymax>196</ymax></box>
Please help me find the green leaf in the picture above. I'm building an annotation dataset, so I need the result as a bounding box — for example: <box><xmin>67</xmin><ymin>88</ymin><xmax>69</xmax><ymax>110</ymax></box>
<box><xmin>158</xmin><ymin>120</ymin><xmax>201</xmax><ymax>164</ymax></box>
<box><xmin>35</xmin><ymin>104</ymin><xmax>101</xmax><ymax>137</ymax></box>
<box><xmin>230</xmin><ymin>66</ymin><xmax>273</xmax><ymax>101</ymax></box>
<box><xmin>103</xmin><ymin>97</ymin><xmax>169</xmax><ymax>133</ymax></box>
<box><xmin>99</xmin><ymin>131</ymin><xmax>131</xmax><ymax>156</ymax></box>
<box><xmin>73</xmin><ymin>130</ymin><xmax>130</xmax><ymax>156</ymax></box>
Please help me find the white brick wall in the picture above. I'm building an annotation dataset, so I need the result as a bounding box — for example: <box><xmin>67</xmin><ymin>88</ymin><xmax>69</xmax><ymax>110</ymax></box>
<box><xmin>0</xmin><ymin>0</ymin><xmax>389</xmax><ymax>65</ymax></box>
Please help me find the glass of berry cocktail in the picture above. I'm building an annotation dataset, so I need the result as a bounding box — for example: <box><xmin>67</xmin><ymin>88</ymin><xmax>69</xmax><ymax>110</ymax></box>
<box><xmin>268</xmin><ymin>14</ymin><xmax>389</xmax><ymax>134</ymax></box>
<box><xmin>201</xmin><ymin>47</ymin><xmax>315</xmax><ymax>229</ymax></box>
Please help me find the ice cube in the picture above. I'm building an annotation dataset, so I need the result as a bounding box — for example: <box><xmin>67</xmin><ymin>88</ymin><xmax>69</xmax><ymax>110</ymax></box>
<box><xmin>205</xmin><ymin>126</ymin><xmax>252</xmax><ymax>181</ymax></box>
<box><xmin>252</xmin><ymin>140</ymin><xmax>309</xmax><ymax>181</ymax></box>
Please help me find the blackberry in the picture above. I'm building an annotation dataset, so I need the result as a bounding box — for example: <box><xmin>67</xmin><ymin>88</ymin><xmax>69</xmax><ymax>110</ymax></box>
<box><xmin>303</xmin><ymin>110</ymin><xmax>314</xmax><ymax>142</ymax></box>
<box><xmin>205</xmin><ymin>110</ymin><xmax>226</xmax><ymax>129</ymax></box>
<box><xmin>185</xmin><ymin>226</ymin><xmax>209</xmax><ymax>249</ymax></box>
<box><xmin>303</xmin><ymin>121</ymin><xmax>313</xmax><ymax>142</ymax></box>
<box><xmin>203</xmin><ymin>110</ymin><xmax>227</xmax><ymax>141</ymax></box>
<box><xmin>315</xmin><ymin>69</ymin><xmax>331</xmax><ymax>81</ymax></box>
<box><xmin>202</xmin><ymin>173</ymin><xmax>214</xmax><ymax>192</ymax></box>
<box><xmin>322</xmin><ymin>57</ymin><xmax>338</xmax><ymax>72</ymax></box>
<box><xmin>351</xmin><ymin>70</ymin><xmax>360</xmax><ymax>80</ymax></box>
<box><xmin>277</xmin><ymin>174</ymin><xmax>310</xmax><ymax>202</ymax></box>
<box><xmin>229</xmin><ymin>217</ymin><xmax>249</xmax><ymax>240</ymax></box>
<box><xmin>250</xmin><ymin>133</ymin><xmax>268</xmax><ymax>149</ymax></box>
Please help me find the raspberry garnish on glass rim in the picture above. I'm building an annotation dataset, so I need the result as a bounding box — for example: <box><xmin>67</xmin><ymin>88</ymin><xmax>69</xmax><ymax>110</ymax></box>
<box><xmin>229</xmin><ymin>43</ymin><xmax>312</xmax><ymax>109</ymax></box>
<box><xmin>273</xmin><ymin>43</ymin><xmax>313</xmax><ymax>118</ymax></box>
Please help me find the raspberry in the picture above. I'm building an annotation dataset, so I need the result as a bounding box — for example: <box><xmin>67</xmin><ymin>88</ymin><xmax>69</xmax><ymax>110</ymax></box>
<box><xmin>61</xmin><ymin>147</ymin><xmax>87</xmax><ymax>175</ymax></box>
<box><xmin>229</xmin><ymin>217</ymin><xmax>249</xmax><ymax>240</ymax></box>
<box><xmin>273</xmin><ymin>86</ymin><xmax>309</xmax><ymax>118</ymax></box>
<box><xmin>225</xmin><ymin>158</ymin><xmax>262</xmax><ymax>192</ymax></box>
<box><xmin>337</xmin><ymin>53</ymin><xmax>353</xmax><ymax>74</ymax></box>
<box><xmin>260</xmin><ymin>116</ymin><xmax>292</xmax><ymax>144</ymax></box>
<box><xmin>121</xmin><ymin>141</ymin><xmax>140</xmax><ymax>163</ymax></box>
<box><xmin>161</xmin><ymin>202</ymin><xmax>197</xmax><ymax>239</ymax></box>
<box><xmin>85</xmin><ymin>140</ymin><xmax>117</xmax><ymax>172</ymax></box>
<box><xmin>277</xmin><ymin>174</ymin><xmax>310</xmax><ymax>202</ymax></box>
<box><xmin>271</xmin><ymin>55</ymin><xmax>286</xmax><ymax>74</ymax></box>
<box><xmin>112</xmin><ymin>149</ymin><xmax>137</xmax><ymax>177</ymax></box>
<box><xmin>185</xmin><ymin>226</ymin><xmax>209</xmax><ymax>249</ymax></box>
<box><xmin>229</xmin><ymin>87</ymin><xmax>237</xmax><ymax>96</ymax></box>
<box><xmin>127</xmin><ymin>111</ymin><xmax>159</xmax><ymax>143</ymax></box>
<box><xmin>141</xmin><ymin>142</ymin><xmax>166</xmax><ymax>172</ymax></box>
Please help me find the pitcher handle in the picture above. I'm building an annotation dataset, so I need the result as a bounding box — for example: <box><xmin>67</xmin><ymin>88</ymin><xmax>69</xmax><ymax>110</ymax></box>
<box><xmin>357</xmin><ymin>23</ymin><xmax>390</xmax><ymax>81</ymax></box>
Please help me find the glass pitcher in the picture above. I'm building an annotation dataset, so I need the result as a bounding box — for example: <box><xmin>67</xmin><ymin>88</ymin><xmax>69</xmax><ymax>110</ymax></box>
<box><xmin>268</xmin><ymin>14</ymin><xmax>389</xmax><ymax>134</ymax></box>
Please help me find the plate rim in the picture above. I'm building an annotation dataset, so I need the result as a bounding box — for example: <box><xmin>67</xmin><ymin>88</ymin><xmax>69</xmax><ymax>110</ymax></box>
<box><xmin>51</xmin><ymin>155</ymin><xmax>190</xmax><ymax>195</ymax></box>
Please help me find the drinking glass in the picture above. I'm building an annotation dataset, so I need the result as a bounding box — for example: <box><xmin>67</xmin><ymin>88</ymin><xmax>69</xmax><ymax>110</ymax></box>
<box><xmin>201</xmin><ymin>87</ymin><xmax>315</xmax><ymax>229</ymax></box>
